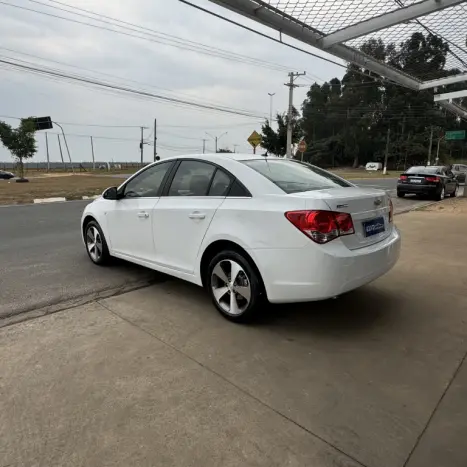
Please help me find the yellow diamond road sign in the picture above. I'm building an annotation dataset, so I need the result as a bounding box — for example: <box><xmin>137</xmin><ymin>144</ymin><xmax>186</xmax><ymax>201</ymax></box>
<box><xmin>247</xmin><ymin>130</ymin><xmax>262</xmax><ymax>148</ymax></box>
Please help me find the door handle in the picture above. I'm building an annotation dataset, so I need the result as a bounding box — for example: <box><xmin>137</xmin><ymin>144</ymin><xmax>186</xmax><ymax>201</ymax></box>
<box><xmin>137</xmin><ymin>211</ymin><xmax>149</xmax><ymax>218</ymax></box>
<box><xmin>189</xmin><ymin>211</ymin><xmax>206</xmax><ymax>219</ymax></box>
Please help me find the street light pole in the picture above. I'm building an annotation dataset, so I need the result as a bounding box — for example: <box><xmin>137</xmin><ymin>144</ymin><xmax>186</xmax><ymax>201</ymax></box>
<box><xmin>53</xmin><ymin>121</ymin><xmax>74</xmax><ymax>173</ymax></box>
<box><xmin>268</xmin><ymin>92</ymin><xmax>275</xmax><ymax>125</ymax></box>
<box><xmin>205</xmin><ymin>131</ymin><xmax>227</xmax><ymax>153</ymax></box>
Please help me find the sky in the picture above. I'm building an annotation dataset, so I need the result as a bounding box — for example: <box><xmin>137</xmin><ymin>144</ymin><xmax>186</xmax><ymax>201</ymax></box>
<box><xmin>0</xmin><ymin>0</ymin><xmax>345</xmax><ymax>165</ymax></box>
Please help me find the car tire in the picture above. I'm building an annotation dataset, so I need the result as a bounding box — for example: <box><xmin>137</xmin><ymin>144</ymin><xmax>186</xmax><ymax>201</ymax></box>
<box><xmin>450</xmin><ymin>185</ymin><xmax>459</xmax><ymax>198</ymax></box>
<box><xmin>397</xmin><ymin>191</ymin><xmax>405</xmax><ymax>198</ymax></box>
<box><xmin>207</xmin><ymin>250</ymin><xmax>265</xmax><ymax>323</ymax></box>
<box><xmin>84</xmin><ymin>220</ymin><xmax>111</xmax><ymax>265</ymax></box>
<box><xmin>435</xmin><ymin>186</ymin><xmax>445</xmax><ymax>201</ymax></box>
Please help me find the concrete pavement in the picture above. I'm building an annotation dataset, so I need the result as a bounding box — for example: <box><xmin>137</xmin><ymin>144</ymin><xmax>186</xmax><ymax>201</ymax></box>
<box><xmin>1</xmin><ymin>208</ymin><xmax>467</xmax><ymax>467</ymax></box>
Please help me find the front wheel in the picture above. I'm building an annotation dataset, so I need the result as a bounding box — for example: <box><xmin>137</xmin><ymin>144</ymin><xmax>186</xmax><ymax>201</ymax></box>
<box><xmin>207</xmin><ymin>250</ymin><xmax>264</xmax><ymax>322</ymax></box>
<box><xmin>84</xmin><ymin>220</ymin><xmax>110</xmax><ymax>265</ymax></box>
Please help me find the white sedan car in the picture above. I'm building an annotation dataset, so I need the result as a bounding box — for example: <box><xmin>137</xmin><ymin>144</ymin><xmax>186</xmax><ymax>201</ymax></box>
<box><xmin>81</xmin><ymin>154</ymin><xmax>401</xmax><ymax>322</ymax></box>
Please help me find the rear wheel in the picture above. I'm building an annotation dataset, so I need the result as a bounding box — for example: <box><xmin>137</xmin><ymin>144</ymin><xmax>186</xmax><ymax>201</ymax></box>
<box><xmin>207</xmin><ymin>250</ymin><xmax>264</xmax><ymax>322</ymax></box>
<box><xmin>435</xmin><ymin>186</ymin><xmax>445</xmax><ymax>201</ymax></box>
<box><xmin>84</xmin><ymin>220</ymin><xmax>110</xmax><ymax>265</ymax></box>
<box><xmin>397</xmin><ymin>191</ymin><xmax>405</xmax><ymax>198</ymax></box>
<box><xmin>450</xmin><ymin>184</ymin><xmax>459</xmax><ymax>198</ymax></box>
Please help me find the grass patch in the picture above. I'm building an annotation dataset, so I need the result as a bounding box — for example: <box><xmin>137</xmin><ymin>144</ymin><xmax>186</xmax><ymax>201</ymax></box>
<box><xmin>0</xmin><ymin>175</ymin><xmax>117</xmax><ymax>205</ymax></box>
<box><xmin>330</xmin><ymin>170</ymin><xmax>398</xmax><ymax>180</ymax></box>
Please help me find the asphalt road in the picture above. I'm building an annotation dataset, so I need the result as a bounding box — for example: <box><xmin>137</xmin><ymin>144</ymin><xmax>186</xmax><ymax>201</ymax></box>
<box><xmin>0</xmin><ymin>201</ymin><xmax>164</xmax><ymax>318</ymax></box>
<box><xmin>0</xmin><ymin>177</ymin><xmax>434</xmax><ymax>318</ymax></box>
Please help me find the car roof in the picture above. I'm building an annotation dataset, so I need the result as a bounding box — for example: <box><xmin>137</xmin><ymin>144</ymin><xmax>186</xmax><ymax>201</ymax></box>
<box><xmin>160</xmin><ymin>153</ymin><xmax>276</xmax><ymax>162</ymax></box>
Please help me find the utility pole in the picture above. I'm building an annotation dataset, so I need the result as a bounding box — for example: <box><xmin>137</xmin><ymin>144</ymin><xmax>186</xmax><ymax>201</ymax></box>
<box><xmin>153</xmin><ymin>119</ymin><xmax>157</xmax><ymax>162</ymax></box>
<box><xmin>383</xmin><ymin>127</ymin><xmax>391</xmax><ymax>175</ymax></box>
<box><xmin>90</xmin><ymin>136</ymin><xmax>95</xmax><ymax>170</ymax></box>
<box><xmin>285</xmin><ymin>71</ymin><xmax>306</xmax><ymax>158</ymax></box>
<box><xmin>268</xmin><ymin>92</ymin><xmax>275</xmax><ymax>125</ymax></box>
<box><xmin>206</xmin><ymin>131</ymin><xmax>227</xmax><ymax>153</ymax></box>
<box><xmin>202</xmin><ymin>139</ymin><xmax>207</xmax><ymax>154</ymax></box>
<box><xmin>140</xmin><ymin>126</ymin><xmax>144</xmax><ymax>166</ymax></box>
<box><xmin>45</xmin><ymin>133</ymin><xmax>50</xmax><ymax>173</ymax></box>
<box><xmin>427</xmin><ymin>126</ymin><xmax>434</xmax><ymax>166</ymax></box>
<box><xmin>57</xmin><ymin>134</ymin><xmax>65</xmax><ymax>169</ymax></box>
<box><xmin>233</xmin><ymin>144</ymin><xmax>239</xmax><ymax>153</ymax></box>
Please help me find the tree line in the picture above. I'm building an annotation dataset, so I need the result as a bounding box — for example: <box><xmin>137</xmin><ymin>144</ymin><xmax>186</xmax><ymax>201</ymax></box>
<box><xmin>260</xmin><ymin>32</ymin><xmax>467</xmax><ymax>168</ymax></box>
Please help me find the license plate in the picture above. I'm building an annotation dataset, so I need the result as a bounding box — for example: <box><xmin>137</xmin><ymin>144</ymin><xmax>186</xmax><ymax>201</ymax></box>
<box><xmin>363</xmin><ymin>217</ymin><xmax>385</xmax><ymax>237</ymax></box>
<box><xmin>410</xmin><ymin>179</ymin><xmax>422</xmax><ymax>183</ymax></box>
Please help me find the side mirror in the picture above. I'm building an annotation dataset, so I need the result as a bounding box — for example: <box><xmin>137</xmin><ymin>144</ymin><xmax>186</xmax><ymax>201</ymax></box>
<box><xmin>102</xmin><ymin>186</ymin><xmax>118</xmax><ymax>200</ymax></box>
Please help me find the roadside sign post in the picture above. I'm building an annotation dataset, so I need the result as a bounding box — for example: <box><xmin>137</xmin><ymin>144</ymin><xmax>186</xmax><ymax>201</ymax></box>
<box><xmin>297</xmin><ymin>140</ymin><xmax>307</xmax><ymax>161</ymax></box>
<box><xmin>445</xmin><ymin>130</ymin><xmax>466</xmax><ymax>141</ymax></box>
<box><xmin>247</xmin><ymin>130</ymin><xmax>262</xmax><ymax>154</ymax></box>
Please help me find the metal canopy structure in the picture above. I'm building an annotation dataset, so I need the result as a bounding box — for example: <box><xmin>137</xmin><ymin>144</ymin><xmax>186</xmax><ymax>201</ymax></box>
<box><xmin>206</xmin><ymin>0</ymin><xmax>467</xmax><ymax>118</ymax></box>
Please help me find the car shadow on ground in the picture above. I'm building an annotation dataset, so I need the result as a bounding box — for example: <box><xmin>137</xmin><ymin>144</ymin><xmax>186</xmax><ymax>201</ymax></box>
<box><xmin>254</xmin><ymin>286</ymin><xmax>399</xmax><ymax>338</ymax></box>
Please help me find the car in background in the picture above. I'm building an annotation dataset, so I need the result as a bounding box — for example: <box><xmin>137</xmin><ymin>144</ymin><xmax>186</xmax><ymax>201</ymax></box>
<box><xmin>81</xmin><ymin>154</ymin><xmax>400</xmax><ymax>322</ymax></box>
<box><xmin>0</xmin><ymin>170</ymin><xmax>14</xmax><ymax>180</ymax></box>
<box><xmin>397</xmin><ymin>165</ymin><xmax>459</xmax><ymax>200</ymax></box>
<box><xmin>451</xmin><ymin>164</ymin><xmax>467</xmax><ymax>183</ymax></box>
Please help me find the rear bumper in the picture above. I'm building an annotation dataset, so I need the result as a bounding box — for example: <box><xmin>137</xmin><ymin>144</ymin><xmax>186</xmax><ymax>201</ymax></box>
<box><xmin>251</xmin><ymin>226</ymin><xmax>401</xmax><ymax>303</ymax></box>
<box><xmin>397</xmin><ymin>183</ymin><xmax>438</xmax><ymax>194</ymax></box>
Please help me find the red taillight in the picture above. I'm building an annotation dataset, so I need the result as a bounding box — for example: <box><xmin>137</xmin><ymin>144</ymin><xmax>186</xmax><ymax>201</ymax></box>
<box><xmin>389</xmin><ymin>199</ymin><xmax>393</xmax><ymax>223</ymax></box>
<box><xmin>400</xmin><ymin>175</ymin><xmax>408</xmax><ymax>180</ymax></box>
<box><xmin>285</xmin><ymin>210</ymin><xmax>355</xmax><ymax>244</ymax></box>
<box><xmin>425</xmin><ymin>176</ymin><xmax>439</xmax><ymax>182</ymax></box>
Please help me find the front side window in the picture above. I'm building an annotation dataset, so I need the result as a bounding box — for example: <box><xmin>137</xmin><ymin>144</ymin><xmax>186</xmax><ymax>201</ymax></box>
<box><xmin>123</xmin><ymin>162</ymin><xmax>172</xmax><ymax>198</ymax></box>
<box><xmin>168</xmin><ymin>160</ymin><xmax>216</xmax><ymax>196</ymax></box>
<box><xmin>242</xmin><ymin>159</ymin><xmax>351</xmax><ymax>194</ymax></box>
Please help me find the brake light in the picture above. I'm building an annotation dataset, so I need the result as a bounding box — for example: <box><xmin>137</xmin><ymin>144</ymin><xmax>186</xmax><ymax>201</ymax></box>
<box><xmin>400</xmin><ymin>175</ymin><xmax>408</xmax><ymax>180</ymax></box>
<box><xmin>425</xmin><ymin>176</ymin><xmax>440</xmax><ymax>182</ymax></box>
<box><xmin>389</xmin><ymin>199</ymin><xmax>393</xmax><ymax>223</ymax></box>
<box><xmin>285</xmin><ymin>210</ymin><xmax>355</xmax><ymax>244</ymax></box>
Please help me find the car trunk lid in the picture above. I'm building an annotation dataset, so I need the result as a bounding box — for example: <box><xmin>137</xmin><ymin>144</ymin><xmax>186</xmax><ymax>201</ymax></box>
<box><xmin>290</xmin><ymin>187</ymin><xmax>391</xmax><ymax>250</ymax></box>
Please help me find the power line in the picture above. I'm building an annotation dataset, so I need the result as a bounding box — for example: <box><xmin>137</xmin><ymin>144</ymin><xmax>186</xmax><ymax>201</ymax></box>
<box><xmin>0</xmin><ymin>57</ymin><xmax>266</xmax><ymax>118</ymax></box>
<box><xmin>0</xmin><ymin>0</ymin><xmax>301</xmax><ymax>76</ymax></box>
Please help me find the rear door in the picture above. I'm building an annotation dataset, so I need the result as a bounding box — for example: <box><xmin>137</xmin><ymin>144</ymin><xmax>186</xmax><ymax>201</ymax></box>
<box><xmin>305</xmin><ymin>187</ymin><xmax>391</xmax><ymax>250</ymax></box>
<box><xmin>152</xmin><ymin>160</ymin><xmax>228</xmax><ymax>274</ymax></box>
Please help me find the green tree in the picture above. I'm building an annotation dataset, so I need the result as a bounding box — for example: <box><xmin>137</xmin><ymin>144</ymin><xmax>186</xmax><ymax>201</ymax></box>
<box><xmin>0</xmin><ymin>118</ymin><xmax>37</xmax><ymax>179</ymax></box>
<box><xmin>260</xmin><ymin>108</ymin><xmax>301</xmax><ymax>156</ymax></box>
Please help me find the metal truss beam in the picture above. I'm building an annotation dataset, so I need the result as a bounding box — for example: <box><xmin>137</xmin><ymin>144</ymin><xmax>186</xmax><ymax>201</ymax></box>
<box><xmin>439</xmin><ymin>101</ymin><xmax>467</xmax><ymax>118</ymax></box>
<box><xmin>419</xmin><ymin>73</ymin><xmax>467</xmax><ymax>90</ymax></box>
<box><xmin>321</xmin><ymin>0</ymin><xmax>466</xmax><ymax>48</ymax></box>
<box><xmin>434</xmin><ymin>89</ymin><xmax>467</xmax><ymax>101</ymax></box>
<box><xmin>207</xmin><ymin>0</ymin><xmax>421</xmax><ymax>90</ymax></box>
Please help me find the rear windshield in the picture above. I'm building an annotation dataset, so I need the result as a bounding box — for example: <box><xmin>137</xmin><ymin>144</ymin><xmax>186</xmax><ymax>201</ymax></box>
<box><xmin>407</xmin><ymin>166</ymin><xmax>439</xmax><ymax>174</ymax></box>
<box><xmin>242</xmin><ymin>159</ymin><xmax>351</xmax><ymax>194</ymax></box>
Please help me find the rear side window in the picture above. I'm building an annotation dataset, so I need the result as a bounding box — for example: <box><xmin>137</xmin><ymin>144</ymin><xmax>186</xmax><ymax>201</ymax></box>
<box><xmin>242</xmin><ymin>159</ymin><xmax>351</xmax><ymax>194</ymax></box>
<box><xmin>208</xmin><ymin>169</ymin><xmax>232</xmax><ymax>196</ymax></box>
<box><xmin>168</xmin><ymin>160</ymin><xmax>216</xmax><ymax>196</ymax></box>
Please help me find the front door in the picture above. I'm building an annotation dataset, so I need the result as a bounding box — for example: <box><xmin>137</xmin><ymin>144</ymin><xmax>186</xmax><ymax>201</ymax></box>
<box><xmin>105</xmin><ymin>161</ymin><xmax>174</xmax><ymax>263</ymax></box>
<box><xmin>152</xmin><ymin>160</ymin><xmax>227</xmax><ymax>274</ymax></box>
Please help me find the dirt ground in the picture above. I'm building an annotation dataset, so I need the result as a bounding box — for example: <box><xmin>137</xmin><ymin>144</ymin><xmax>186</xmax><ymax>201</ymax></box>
<box><xmin>0</xmin><ymin>175</ymin><xmax>116</xmax><ymax>204</ymax></box>
<box><xmin>421</xmin><ymin>196</ymin><xmax>467</xmax><ymax>213</ymax></box>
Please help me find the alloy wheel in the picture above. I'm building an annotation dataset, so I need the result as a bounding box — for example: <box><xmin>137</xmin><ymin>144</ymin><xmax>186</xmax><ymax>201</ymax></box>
<box><xmin>86</xmin><ymin>226</ymin><xmax>103</xmax><ymax>262</ymax></box>
<box><xmin>211</xmin><ymin>259</ymin><xmax>251</xmax><ymax>315</ymax></box>
<box><xmin>440</xmin><ymin>187</ymin><xmax>445</xmax><ymax>200</ymax></box>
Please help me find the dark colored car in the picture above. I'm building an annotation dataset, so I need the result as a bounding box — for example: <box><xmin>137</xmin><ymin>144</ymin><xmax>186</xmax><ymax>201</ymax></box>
<box><xmin>0</xmin><ymin>170</ymin><xmax>15</xmax><ymax>180</ymax></box>
<box><xmin>451</xmin><ymin>164</ymin><xmax>467</xmax><ymax>183</ymax></box>
<box><xmin>397</xmin><ymin>166</ymin><xmax>459</xmax><ymax>201</ymax></box>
